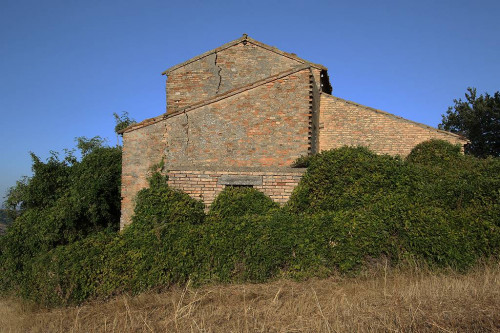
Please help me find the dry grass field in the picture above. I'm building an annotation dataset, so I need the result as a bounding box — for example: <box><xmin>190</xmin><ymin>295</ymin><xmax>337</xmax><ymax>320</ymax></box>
<box><xmin>1</xmin><ymin>262</ymin><xmax>499</xmax><ymax>333</ymax></box>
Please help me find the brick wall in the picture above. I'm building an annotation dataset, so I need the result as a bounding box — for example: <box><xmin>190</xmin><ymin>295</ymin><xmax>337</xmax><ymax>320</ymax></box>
<box><xmin>166</xmin><ymin>42</ymin><xmax>309</xmax><ymax>114</ymax></box>
<box><xmin>167</xmin><ymin>169</ymin><xmax>305</xmax><ymax>207</ymax></box>
<box><xmin>120</xmin><ymin>37</ymin><xmax>468</xmax><ymax>231</ymax></box>
<box><xmin>120</xmin><ymin>67</ymin><xmax>314</xmax><ymax>229</ymax></box>
<box><xmin>163</xmin><ymin>68</ymin><xmax>313</xmax><ymax>169</ymax></box>
<box><xmin>120</xmin><ymin>121</ymin><xmax>164</xmax><ymax>229</ymax></box>
<box><xmin>318</xmin><ymin>94</ymin><xmax>468</xmax><ymax>156</ymax></box>
<box><xmin>310</xmin><ymin>71</ymin><xmax>321</xmax><ymax>154</ymax></box>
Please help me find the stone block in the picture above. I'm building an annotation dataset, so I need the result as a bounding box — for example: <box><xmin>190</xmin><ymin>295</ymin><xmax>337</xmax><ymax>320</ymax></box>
<box><xmin>217</xmin><ymin>175</ymin><xmax>263</xmax><ymax>186</ymax></box>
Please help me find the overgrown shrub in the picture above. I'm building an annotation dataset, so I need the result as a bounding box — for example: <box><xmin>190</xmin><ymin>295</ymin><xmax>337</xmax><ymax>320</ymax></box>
<box><xmin>396</xmin><ymin>205</ymin><xmax>500</xmax><ymax>269</ymax></box>
<box><xmin>22</xmin><ymin>231</ymin><xmax>115</xmax><ymax>305</ymax></box>
<box><xmin>110</xmin><ymin>172</ymin><xmax>205</xmax><ymax>294</ymax></box>
<box><xmin>0</xmin><ymin>139</ymin><xmax>121</xmax><ymax>299</ymax></box>
<box><xmin>1</xmin><ymin>143</ymin><xmax>499</xmax><ymax>307</ymax></box>
<box><xmin>287</xmin><ymin>146</ymin><xmax>412</xmax><ymax>214</ymax></box>
<box><xmin>132</xmin><ymin>172</ymin><xmax>205</xmax><ymax>228</ymax></box>
<box><xmin>406</xmin><ymin>139</ymin><xmax>463</xmax><ymax>166</ymax></box>
<box><xmin>208</xmin><ymin>186</ymin><xmax>279</xmax><ymax>220</ymax></box>
<box><xmin>408</xmin><ymin>149</ymin><xmax>500</xmax><ymax>212</ymax></box>
<box><xmin>291</xmin><ymin>154</ymin><xmax>314</xmax><ymax>168</ymax></box>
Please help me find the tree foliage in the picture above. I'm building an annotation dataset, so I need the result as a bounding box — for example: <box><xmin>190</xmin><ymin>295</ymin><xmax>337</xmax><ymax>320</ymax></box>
<box><xmin>0</xmin><ymin>137</ymin><xmax>122</xmax><ymax>296</ymax></box>
<box><xmin>5</xmin><ymin>137</ymin><xmax>121</xmax><ymax>230</ymax></box>
<box><xmin>1</xmin><ymin>143</ymin><xmax>499</xmax><ymax>306</ymax></box>
<box><xmin>113</xmin><ymin>111</ymin><xmax>136</xmax><ymax>135</ymax></box>
<box><xmin>406</xmin><ymin>139</ymin><xmax>462</xmax><ymax>166</ymax></box>
<box><xmin>287</xmin><ymin>146</ymin><xmax>411</xmax><ymax>214</ymax></box>
<box><xmin>439</xmin><ymin>87</ymin><xmax>500</xmax><ymax>157</ymax></box>
<box><xmin>76</xmin><ymin>136</ymin><xmax>108</xmax><ymax>156</ymax></box>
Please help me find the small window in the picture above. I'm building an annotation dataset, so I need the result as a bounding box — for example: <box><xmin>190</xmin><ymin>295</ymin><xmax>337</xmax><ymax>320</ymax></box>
<box><xmin>217</xmin><ymin>175</ymin><xmax>263</xmax><ymax>186</ymax></box>
<box><xmin>226</xmin><ymin>185</ymin><xmax>253</xmax><ymax>189</ymax></box>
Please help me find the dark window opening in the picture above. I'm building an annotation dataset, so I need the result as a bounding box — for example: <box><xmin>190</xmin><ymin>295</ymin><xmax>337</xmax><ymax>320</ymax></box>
<box><xmin>226</xmin><ymin>185</ymin><xmax>253</xmax><ymax>188</ymax></box>
<box><xmin>320</xmin><ymin>70</ymin><xmax>332</xmax><ymax>94</ymax></box>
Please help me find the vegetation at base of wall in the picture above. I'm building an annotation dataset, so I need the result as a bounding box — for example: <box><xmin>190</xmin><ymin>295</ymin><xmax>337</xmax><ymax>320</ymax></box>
<box><xmin>286</xmin><ymin>146</ymin><xmax>412</xmax><ymax>214</ymax></box>
<box><xmin>132</xmin><ymin>172</ymin><xmax>206</xmax><ymax>227</ymax></box>
<box><xmin>405</xmin><ymin>139</ymin><xmax>462</xmax><ymax>164</ymax></box>
<box><xmin>0</xmin><ymin>140</ymin><xmax>499</xmax><ymax>306</ymax></box>
<box><xmin>208</xmin><ymin>186</ymin><xmax>279</xmax><ymax>219</ymax></box>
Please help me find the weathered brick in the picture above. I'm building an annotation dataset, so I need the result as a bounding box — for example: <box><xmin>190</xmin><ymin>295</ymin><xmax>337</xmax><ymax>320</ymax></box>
<box><xmin>318</xmin><ymin>95</ymin><xmax>467</xmax><ymax>156</ymax></box>
<box><xmin>119</xmin><ymin>35</ymin><xmax>467</xmax><ymax>230</ymax></box>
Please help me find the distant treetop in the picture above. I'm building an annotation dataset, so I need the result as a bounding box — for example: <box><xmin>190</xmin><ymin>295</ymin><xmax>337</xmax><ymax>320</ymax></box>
<box><xmin>439</xmin><ymin>87</ymin><xmax>500</xmax><ymax>158</ymax></box>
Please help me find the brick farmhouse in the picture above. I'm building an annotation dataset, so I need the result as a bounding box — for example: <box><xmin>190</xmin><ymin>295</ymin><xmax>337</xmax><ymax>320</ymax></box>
<box><xmin>119</xmin><ymin>34</ymin><xmax>467</xmax><ymax>229</ymax></box>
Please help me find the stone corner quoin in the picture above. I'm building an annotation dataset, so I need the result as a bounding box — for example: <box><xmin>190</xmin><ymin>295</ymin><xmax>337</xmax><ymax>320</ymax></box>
<box><xmin>118</xmin><ymin>34</ymin><xmax>468</xmax><ymax>230</ymax></box>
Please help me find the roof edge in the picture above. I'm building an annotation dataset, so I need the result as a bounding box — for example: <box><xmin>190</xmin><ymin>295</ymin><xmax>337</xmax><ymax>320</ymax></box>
<box><xmin>246</xmin><ymin>36</ymin><xmax>327</xmax><ymax>71</ymax></box>
<box><xmin>117</xmin><ymin>114</ymin><xmax>164</xmax><ymax>134</ymax></box>
<box><xmin>161</xmin><ymin>34</ymin><xmax>326</xmax><ymax>75</ymax></box>
<box><xmin>122</xmin><ymin>65</ymin><xmax>312</xmax><ymax>134</ymax></box>
<box><xmin>323</xmin><ymin>94</ymin><xmax>469</xmax><ymax>142</ymax></box>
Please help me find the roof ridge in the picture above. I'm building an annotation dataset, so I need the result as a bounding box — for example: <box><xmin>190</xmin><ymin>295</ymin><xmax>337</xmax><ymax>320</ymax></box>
<box><xmin>121</xmin><ymin>65</ymin><xmax>312</xmax><ymax>134</ymax></box>
<box><xmin>324</xmin><ymin>94</ymin><xmax>468</xmax><ymax>141</ymax></box>
<box><xmin>161</xmin><ymin>34</ymin><xmax>326</xmax><ymax>75</ymax></box>
<box><xmin>245</xmin><ymin>36</ymin><xmax>327</xmax><ymax>71</ymax></box>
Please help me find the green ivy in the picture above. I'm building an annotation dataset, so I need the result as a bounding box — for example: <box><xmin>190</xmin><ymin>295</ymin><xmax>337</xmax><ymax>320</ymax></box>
<box><xmin>1</xmin><ymin>143</ymin><xmax>499</xmax><ymax>306</ymax></box>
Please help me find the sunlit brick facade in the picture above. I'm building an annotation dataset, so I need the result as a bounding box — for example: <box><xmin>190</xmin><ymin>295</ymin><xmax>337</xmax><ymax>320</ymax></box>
<box><xmin>119</xmin><ymin>35</ymin><xmax>467</xmax><ymax>229</ymax></box>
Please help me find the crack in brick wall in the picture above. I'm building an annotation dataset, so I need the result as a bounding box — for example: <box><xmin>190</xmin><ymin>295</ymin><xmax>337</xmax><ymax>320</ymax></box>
<box><xmin>214</xmin><ymin>51</ymin><xmax>222</xmax><ymax>95</ymax></box>
<box><xmin>121</xmin><ymin>37</ymin><xmax>467</xmax><ymax>230</ymax></box>
<box><xmin>166</xmin><ymin>42</ymin><xmax>306</xmax><ymax>114</ymax></box>
<box><xmin>183</xmin><ymin>110</ymin><xmax>190</xmax><ymax>153</ymax></box>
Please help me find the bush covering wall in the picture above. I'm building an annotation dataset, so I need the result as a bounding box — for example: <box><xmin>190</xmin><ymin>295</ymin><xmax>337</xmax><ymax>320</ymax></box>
<box><xmin>0</xmin><ymin>140</ymin><xmax>499</xmax><ymax>306</ymax></box>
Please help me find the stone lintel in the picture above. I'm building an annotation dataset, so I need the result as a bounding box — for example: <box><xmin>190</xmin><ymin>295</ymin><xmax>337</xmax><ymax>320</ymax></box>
<box><xmin>217</xmin><ymin>175</ymin><xmax>263</xmax><ymax>186</ymax></box>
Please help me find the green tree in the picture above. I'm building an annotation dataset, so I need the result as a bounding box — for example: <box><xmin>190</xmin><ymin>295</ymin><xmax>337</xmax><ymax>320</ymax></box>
<box><xmin>5</xmin><ymin>152</ymin><xmax>73</xmax><ymax>213</ymax></box>
<box><xmin>3</xmin><ymin>137</ymin><xmax>121</xmax><ymax>243</ymax></box>
<box><xmin>0</xmin><ymin>209</ymin><xmax>11</xmax><ymax>233</ymax></box>
<box><xmin>76</xmin><ymin>136</ymin><xmax>107</xmax><ymax>156</ymax></box>
<box><xmin>439</xmin><ymin>87</ymin><xmax>500</xmax><ymax>157</ymax></box>
<box><xmin>0</xmin><ymin>137</ymin><xmax>122</xmax><ymax>295</ymax></box>
<box><xmin>113</xmin><ymin>111</ymin><xmax>136</xmax><ymax>146</ymax></box>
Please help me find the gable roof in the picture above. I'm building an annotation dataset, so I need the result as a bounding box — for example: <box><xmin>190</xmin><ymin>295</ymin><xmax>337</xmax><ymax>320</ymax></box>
<box><xmin>161</xmin><ymin>34</ymin><xmax>327</xmax><ymax>75</ymax></box>
<box><xmin>324</xmin><ymin>94</ymin><xmax>468</xmax><ymax>142</ymax></box>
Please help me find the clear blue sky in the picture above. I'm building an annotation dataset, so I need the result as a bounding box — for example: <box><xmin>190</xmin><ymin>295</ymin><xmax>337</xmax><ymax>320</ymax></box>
<box><xmin>1</xmin><ymin>0</ymin><xmax>499</xmax><ymax>201</ymax></box>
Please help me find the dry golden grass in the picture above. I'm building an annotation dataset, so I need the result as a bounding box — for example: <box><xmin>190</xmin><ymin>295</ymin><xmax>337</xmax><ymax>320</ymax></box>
<box><xmin>1</xmin><ymin>262</ymin><xmax>499</xmax><ymax>333</ymax></box>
